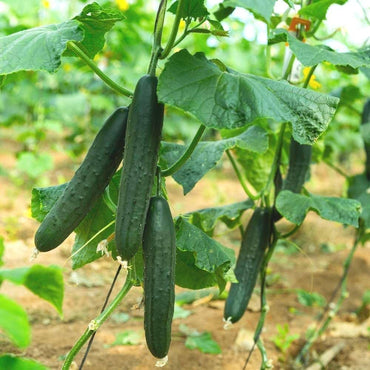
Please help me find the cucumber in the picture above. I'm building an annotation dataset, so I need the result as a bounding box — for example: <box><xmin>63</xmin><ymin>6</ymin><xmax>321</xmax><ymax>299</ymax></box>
<box><xmin>361</xmin><ymin>99</ymin><xmax>370</xmax><ymax>179</ymax></box>
<box><xmin>115</xmin><ymin>75</ymin><xmax>164</xmax><ymax>261</ymax></box>
<box><xmin>35</xmin><ymin>107</ymin><xmax>128</xmax><ymax>252</ymax></box>
<box><xmin>283</xmin><ymin>138</ymin><xmax>312</xmax><ymax>194</ymax></box>
<box><xmin>274</xmin><ymin>138</ymin><xmax>312</xmax><ymax>222</ymax></box>
<box><xmin>143</xmin><ymin>196</ymin><xmax>176</xmax><ymax>359</ymax></box>
<box><xmin>224</xmin><ymin>207</ymin><xmax>271</xmax><ymax>323</ymax></box>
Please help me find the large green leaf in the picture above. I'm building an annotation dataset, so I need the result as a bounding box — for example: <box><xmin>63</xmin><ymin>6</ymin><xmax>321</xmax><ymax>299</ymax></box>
<box><xmin>160</xmin><ymin>125</ymin><xmax>268</xmax><ymax>193</ymax></box>
<box><xmin>0</xmin><ymin>355</ymin><xmax>47</xmax><ymax>370</ymax></box>
<box><xmin>270</xmin><ymin>29</ymin><xmax>370</xmax><ymax>69</ymax></box>
<box><xmin>0</xmin><ymin>21</ymin><xmax>83</xmax><ymax>75</ymax></box>
<box><xmin>0</xmin><ymin>265</ymin><xmax>64</xmax><ymax>316</ymax></box>
<box><xmin>175</xmin><ymin>217</ymin><xmax>235</xmax><ymax>291</ymax></box>
<box><xmin>222</xmin><ymin>0</ymin><xmax>276</xmax><ymax>23</ymax></box>
<box><xmin>276</xmin><ymin>190</ymin><xmax>361</xmax><ymax>226</ymax></box>
<box><xmin>158</xmin><ymin>49</ymin><xmax>339</xmax><ymax>144</ymax></box>
<box><xmin>31</xmin><ymin>183</ymin><xmax>67</xmax><ymax>222</ymax></box>
<box><xmin>70</xmin><ymin>2</ymin><xmax>125</xmax><ymax>58</ymax></box>
<box><xmin>0</xmin><ymin>294</ymin><xmax>30</xmax><ymax>349</ymax></box>
<box><xmin>347</xmin><ymin>174</ymin><xmax>370</xmax><ymax>229</ymax></box>
<box><xmin>168</xmin><ymin>0</ymin><xmax>209</xmax><ymax>18</ymax></box>
<box><xmin>299</xmin><ymin>0</ymin><xmax>348</xmax><ymax>20</ymax></box>
<box><xmin>184</xmin><ymin>200</ymin><xmax>254</xmax><ymax>233</ymax></box>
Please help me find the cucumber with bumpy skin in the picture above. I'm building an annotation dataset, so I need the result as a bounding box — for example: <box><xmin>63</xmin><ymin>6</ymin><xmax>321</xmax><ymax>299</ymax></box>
<box><xmin>35</xmin><ymin>107</ymin><xmax>128</xmax><ymax>252</ymax></box>
<box><xmin>361</xmin><ymin>99</ymin><xmax>370</xmax><ymax>179</ymax></box>
<box><xmin>224</xmin><ymin>207</ymin><xmax>271</xmax><ymax>323</ymax></box>
<box><xmin>283</xmin><ymin>138</ymin><xmax>312</xmax><ymax>194</ymax></box>
<box><xmin>115</xmin><ymin>75</ymin><xmax>164</xmax><ymax>261</ymax></box>
<box><xmin>143</xmin><ymin>196</ymin><xmax>176</xmax><ymax>359</ymax></box>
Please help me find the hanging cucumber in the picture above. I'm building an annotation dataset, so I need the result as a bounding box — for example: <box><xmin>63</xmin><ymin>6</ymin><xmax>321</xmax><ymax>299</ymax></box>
<box><xmin>35</xmin><ymin>107</ymin><xmax>129</xmax><ymax>252</ymax></box>
<box><xmin>224</xmin><ymin>207</ymin><xmax>271</xmax><ymax>323</ymax></box>
<box><xmin>361</xmin><ymin>99</ymin><xmax>370</xmax><ymax>179</ymax></box>
<box><xmin>283</xmin><ymin>138</ymin><xmax>312</xmax><ymax>194</ymax></box>
<box><xmin>143</xmin><ymin>196</ymin><xmax>176</xmax><ymax>359</ymax></box>
<box><xmin>274</xmin><ymin>138</ymin><xmax>312</xmax><ymax>222</ymax></box>
<box><xmin>115</xmin><ymin>75</ymin><xmax>164</xmax><ymax>261</ymax></box>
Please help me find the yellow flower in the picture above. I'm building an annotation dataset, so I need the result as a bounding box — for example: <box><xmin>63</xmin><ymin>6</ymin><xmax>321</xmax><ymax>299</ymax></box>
<box><xmin>63</xmin><ymin>63</ymin><xmax>72</xmax><ymax>72</ymax></box>
<box><xmin>42</xmin><ymin>0</ymin><xmax>50</xmax><ymax>8</ymax></box>
<box><xmin>303</xmin><ymin>67</ymin><xmax>321</xmax><ymax>89</ymax></box>
<box><xmin>179</xmin><ymin>19</ymin><xmax>186</xmax><ymax>32</ymax></box>
<box><xmin>115</xmin><ymin>0</ymin><xmax>129</xmax><ymax>11</ymax></box>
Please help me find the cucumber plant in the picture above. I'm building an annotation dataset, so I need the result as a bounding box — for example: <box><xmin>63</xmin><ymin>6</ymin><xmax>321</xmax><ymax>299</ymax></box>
<box><xmin>1</xmin><ymin>0</ymin><xmax>369</xmax><ymax>369</ymax></box>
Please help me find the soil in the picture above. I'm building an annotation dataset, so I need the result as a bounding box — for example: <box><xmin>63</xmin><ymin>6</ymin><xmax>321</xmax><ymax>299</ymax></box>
<box><xmin>0</xmin><ymin>141</ymin><xmax>369</xmax><ymax>370</ymax></box>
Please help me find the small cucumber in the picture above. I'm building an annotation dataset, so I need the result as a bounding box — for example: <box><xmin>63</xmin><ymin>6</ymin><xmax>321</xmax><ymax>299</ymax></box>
<box><xmin>115</xmin><ymin>75</ymin><xmax>164</xmax><ymax>261</ymax></box>
<box><xmin>361</xmin><ymin>99</ymin><xmax>370</xmax><ymax>179</ymax></box>
<box><xmin>224</xmin><ymin>207</ymin><xmax>271</xmax><ymax>323</ymax></box>
<box><xmin>283</xmin><ymin>138</ymin><xmax>312</xmax><ymax>194</ymax></box>
<box><xmin>143</xmin><ymin>196</ymin><xmax>176</xmax><ymax>359</ymax></box>
<box><xmin>35</xmin><ymin>107</ymin><xmax>128</xmax><ymax>252</ymax></box>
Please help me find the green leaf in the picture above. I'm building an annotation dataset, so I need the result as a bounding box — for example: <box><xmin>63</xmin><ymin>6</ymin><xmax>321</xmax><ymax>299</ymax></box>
<box><xmin>0</xmin><ymin>20</ymin><xmax>83</xmax><ymax>75</ymax></box>
<box><xmin>0</xmin><ymin>265</ymin><xmax>64</xmax><ymax>316</ymax></box>
<box><xmin>297</xmin><ymin>289</ymin><xmax>326</xmax><ymax>307</ymax></box>
<box><xmin>24</xmin><ymin>265</ymin><xmax>64</xmax><ymax>316</ymax></box>
<box><xmin>222</xmin><ymin>0</ymin><xmax>276</xmax><ymax>23</ymax></box>
<box><xmin>175</xmin><ymin>287</ymin><xmax>225</xmax><ymax>305</ymax></box>
<box><xmin>185</xmin><ymin>332</ymin><xmax>221</xmax><ymax>354</ymax></box>
<box><xmin>31</xmin><ymin>183</ymin><xmax>67</xmax><ymax>223</ymax></box>
<box><xmin>158</xmin><ymin>50</ymin><xmax>338</xmax><ymax>144</ymax></box>
<box><xmin>16</xmin><ymin>152</ymin><xmax>53</xmax><ymax>179</ymax></box>
<box><xmin>160</xmin><ymin>125</ymin><xmax>268</xmax><ymax>193</ymax></box>
<box><xmin>70</xmin><ymin>2</ymin><xmax>125</xmax><ymax>58</ymax></box>
<box><xmin>106</xmin><ymin>330</ymin><xmax>143</xmax><ymax>347</ymax></box>
<box><xmin>0</xmin><ymin>294</ymin><xmax>30</xmax><ymax>349</ymax></box>
<box><xmin>276</xmin><ymin>190</ymin><xmax>361</xmax><ymax>226</ymax></box>
<box><xmin>347</xmin><ymin>174</ymin><xmax>370</xmax><ymax>229</ymax></box>
<box><xmin>168</xmin><ymin>0</ymin><xmax>209</xmax><ymax>19</ymax></box>
<box><xmin>0</xmin><ymin>355</ymin><xmax>47</xmax><ymax>370</ymax></box>
<box><xmin>174</xmin><ymin>304</ymin><xmax>192</xmax><ymax>319</ymax></box>
<box><xmin>299</xmin><ymin>0</ymin><xmax>348</xmax><ymax>21</ymax></box>
<box><xmin>175</xmin><ymin>217</ymin><xmax>235</xmax><ymax>291</ymax></box>
<box><xmin>270</xmin><ymin>29</ymin><xmax>370</xmax><ymax>70</ymax></box>
<box><xmin>185</xmin><ymin>200</ymin><xmax>254</xmax><ymax>233</ymax></box>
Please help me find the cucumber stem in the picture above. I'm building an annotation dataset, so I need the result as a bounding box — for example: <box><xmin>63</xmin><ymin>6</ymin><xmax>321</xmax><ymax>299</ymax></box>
<box><xmin>160</xmin><ymin>0</ymin><xmax>185</xmax><ymax>59</ymax></box>
<box><xmin>67</xmin><ymin>41</ymin><xmax>133</xmax><ymax>98</ymax></box>
<box><xmin>162</xmin><ymin>124</ymin><xmax>206</xmax><ymax>177</ymax></box>
<box><xmin>226</xmin><ymin>150</ymin><xmax>259</xmax><ymax>200</ymax></box>
<box><xmin>62</xmin><ymin>269</ymin><xmax>134</xmax><ymax>370</ymax></box>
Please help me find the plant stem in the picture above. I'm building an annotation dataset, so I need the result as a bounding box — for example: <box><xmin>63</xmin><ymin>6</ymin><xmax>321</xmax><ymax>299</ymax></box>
<box><xmin>263</xmin><ymin>123</ymin><xmax>287</xmax><ymax>200</ymax></box>
<box><xmin>243</xmin><ymin>232</ymin><xmax>278</xmax><ymax>369</ymax></box>
<box><xmin>295</xmin><ymin>234</ymin><xmax>360</xmax><ymax>364</ymax></box>
<box><xmin>62</xmin><ymin>269</ymin><xmax>134</xmax><ymax>369</ymax></box>
<box><xmin>79</xmin><ymin>265</ymin><xmax>122</xmax><ymax>369</ymax></box>
<box><xmin>161</xmin><ymin>124</ymin><xmax>206</xmax><ymax>177</ymax></box>
<box><xmin>160</xmin><ymin>0</ymin><xmax>185</xmax><ymax>59</ymax></box>
<box><xmin>257</xmin><ymin>339</ymin><xmax>271</xmax><ymax>370</ymax></box>
<box><xmin>148</xmin><ymin>0</ymin><xmax>167</xmax><ymax>76</ymax></box>
<box><xmin>226</xmin><ymin>150</ymin><xmax>258</xmax><ymax>200</ymax></box>
<box><xmin>67</xmin><ymin>41</ymin><xmax>133</xmax><ymax>98</ymax></box>
<box><xmin>282</xmin><ymin>53</ymin><xmax>296</xmax><ymax>80</ymax></box>
<box><xmin>302</xmin><ymin>65</ymin><xmax>317</xmax><ymax>88</ymax></box>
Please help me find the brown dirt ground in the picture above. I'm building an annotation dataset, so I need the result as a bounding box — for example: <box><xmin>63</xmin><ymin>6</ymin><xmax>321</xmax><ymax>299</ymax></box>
<box><xmin>0</xmin><ymin>141</ymin><xmax>369</xmax><ymax>370</ymax></box>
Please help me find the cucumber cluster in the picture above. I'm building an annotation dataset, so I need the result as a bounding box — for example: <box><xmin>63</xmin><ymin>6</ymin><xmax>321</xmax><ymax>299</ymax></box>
<box><xmin>35</xmin><ymin>75</ymin><xmax>176</xmax><ymax>360</ymax></box>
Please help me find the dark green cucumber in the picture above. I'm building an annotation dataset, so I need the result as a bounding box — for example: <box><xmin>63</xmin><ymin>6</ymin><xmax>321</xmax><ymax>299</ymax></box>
<box><xmin>143</xmin><ymin>196</ymin><xmax>176</xmax><ymax>359</ymax></box>
<box><xmin>283</xmin><ymin>138</ymin><xmax>312</xmax><ymax>193</ymax></box>
<box><xmin>274</xmin><ymin>138</ymin><xmax>312</xmax><ymax>221</ymax></box>
<box><xmin>35</xmin><ymin>107</ymin><xmax>128</xmax><ymax>252</ymax></box>
<box><xmin>115</xmin><ymin>75</ymin><xmax>164</xmax><ymax>260</ymax></box>
<box><xmin>361</xmin><ymin>99</ymin><xmax>370</xmax><ymax>179</ymax></box>
<box><xmin>224</xmin><ymin>207</ymin><xmax>271</xmax><ymax>323</ymax></box>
